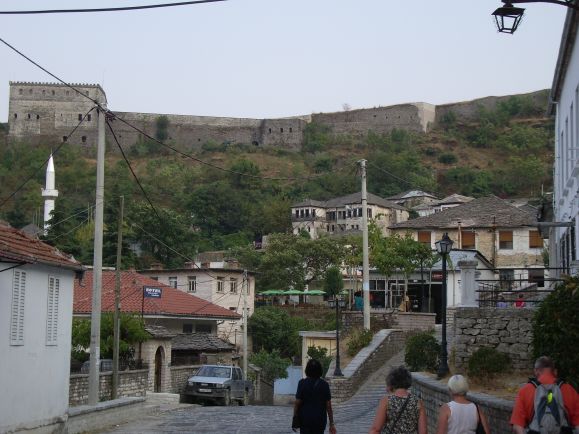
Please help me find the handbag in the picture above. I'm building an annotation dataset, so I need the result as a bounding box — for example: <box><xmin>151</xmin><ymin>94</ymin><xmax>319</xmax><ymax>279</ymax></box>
<box><xmin>475</xmin><ymin>404</ymin><xmax>486</xmax><ymax>434</ymax></box>
<box><xmin>382</xmin><ymin>395</ymin><xmax>411</xmax><ymax>434</ymax></box>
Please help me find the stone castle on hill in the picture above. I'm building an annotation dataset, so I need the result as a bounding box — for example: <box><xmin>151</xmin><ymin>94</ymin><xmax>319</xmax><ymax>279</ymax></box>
<box><xmin>6</xmin><ymin>81</ymin><xmax>548</xmax><ymax>150</ymax></box>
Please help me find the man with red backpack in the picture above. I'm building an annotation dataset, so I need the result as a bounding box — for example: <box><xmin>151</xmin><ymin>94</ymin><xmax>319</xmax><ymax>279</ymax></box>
<box><xmin>511</xmin><ymin>356</ymin><xmax>579</xmax><ymax>434</ymax></box>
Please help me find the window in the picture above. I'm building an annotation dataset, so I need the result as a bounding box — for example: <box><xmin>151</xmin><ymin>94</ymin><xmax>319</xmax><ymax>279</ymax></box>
<box><xmin>307</xmin><ymin>226</ymin><xmax>311</xmax><ymax>232</ymax></box>
<box><xmin>229</xmin><ymin>278</ymin><xmax>237</xmax><ymax>293</ymax></box>
<box><xmin>217</xmin><ymin>277</ymin><xmax>224</xmax><ymax>293</ymax></box>
<box><xmin>499</xmin><ymin>231</ymin><xmax>513</xmax><ymax>250</ymax></box>
<box><xmin>188</xmin><ymin>276</ymin><xmax>197</xmax><ymax>292</ymax></box>
<box><xmin>461</xmin><ymin>231</ymin><xmax>476</xmax><ymax>249</ymax></box>
<box><xmin>78</xmin><ymin>114</ymin><xmax>83</xmax><ymax>121</ymax></box>
<box><xmin>10</xmin><ymin>270</ymin><xmax>26</xmax><ymax>346</ymax></box>
<box><xmin>169</xmin><ymin>276</ymin><xmax>178</xmax><ymax>288</ymax></box>
<box><xmin>14</xmin><ymin>113</ymin><xmax>17</xmax><ymax>119</ymax></box>
<box><xmin>27</xmin><ymin>113</ymin><xmax>31</xmax><ymax>119</ymax></box>
<box><xmin>300</xmin><ymin>209</ymin><xmax>304</xmax><ymax>218</ymax></box>
<box><xmin>417</xmin><ymin>231</ymin><xmax>431</xmax><ymax>246</ymax></box>
<box><xmin>529</xmin><ymin>230</ymin><xmax>542</xmax><ymax>249</ymax></box>
<box><xmin>183</xmin><ymin>324</ymin><xmax>193</xmax><ymax>333</ymax></box>
<box><xmin>46</xmin><ymin>276</ymin><xmax>60</xmax><ymax>345</ymax></box>
<box><xmin>280</xmin><ymin>128</ymin><xmax>284</xmax><ymax>133</ymax></box>
<box><xmin>51</xmin><ymin>90</ymin><xmax>55</xmax><ymax>96</ymax></box>
<box><xmin>81</xmin><ymin>136</ymin><xmax>87</xmax><ymax>143</ymax></box>
<box><xmin>36</xmin><ymin>115</ymin><xmax>40</xmax><ymax>120</ymax></box>
<box><xmin>268</xmin><ymin>128</ymin><xmax>271</xmax><ymax>133</ymax></box>
<box><xmin>62</xmin><ymin>136</ymin><xmax>68</xmax><ymax>142</ymax></box>
<box><xmin>196</xmin><ymin>324</ymin><xmax>212</xmax><ymax>333</ymax></box>
<box><xmin>295</xmin><ymin>210</ymin><xmax>299</xmax><ymax>218</ymax></box>
<box><xmin>367</xmin><ymin>208</ymin><xmax>373</xmax><ymax>218</ymax></box>
<box><xmin>87</xmin><ymin>114</ymin><xmax>92</xmax><ymax>122</ymax></box>
<box><xmin>305</xmin><ymin>209</ymin><xmax>310</xmax><ymax>217</ymax></box>
<box><xmin>19</xmin><ymin>88</ymin><xmax>23</xmax><ymax>95</ymax></box>
<box><xmin>289</xmin><ymin>127</ymin><xmax>293</xmax><ymax>133</ymax></box>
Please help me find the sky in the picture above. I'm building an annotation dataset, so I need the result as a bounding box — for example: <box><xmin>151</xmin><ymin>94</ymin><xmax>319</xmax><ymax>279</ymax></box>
<box><xmin>0</xmin><ymin>0</ymin><xmax>569</xmax><ymax>122</ymax></box>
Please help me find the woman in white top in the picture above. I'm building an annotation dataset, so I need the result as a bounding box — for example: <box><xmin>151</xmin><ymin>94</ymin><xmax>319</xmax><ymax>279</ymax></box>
<box><xmin>435</xmin><ymin>375</ymin><xmax>490</xmax><ymax>434</ymax></box>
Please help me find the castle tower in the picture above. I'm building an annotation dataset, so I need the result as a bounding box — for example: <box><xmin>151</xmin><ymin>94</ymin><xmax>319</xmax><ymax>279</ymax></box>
<box><xmin>41</xmin><ymin>154</ymin><xmax>58</xmax><ymax>233</ymax></box>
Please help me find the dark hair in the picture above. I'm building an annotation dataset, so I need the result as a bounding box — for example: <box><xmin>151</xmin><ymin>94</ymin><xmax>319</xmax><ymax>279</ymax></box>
<box><xmin>534</xmin><ymin>356</ymin><xmax>555</xmax><ymax>371</ymax></box>
<box><xmin>305</xmin><ymin>358</ymin><xmax>323</xmax><ymax>378</ymax></box>
<box><xmin>386</xmin><ymin>366</ymin><xmax>412</xmax><ymax>390</ymax></box>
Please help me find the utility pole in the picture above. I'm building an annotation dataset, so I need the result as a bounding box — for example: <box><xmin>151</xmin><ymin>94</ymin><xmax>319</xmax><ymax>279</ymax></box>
<box><xmin>242</xmin><ymin>270</ymin><xmax>248</xmax><ymax>378</ymax></box>
<box><xmin>359</xmin><ymin>159</ymin><xmax>370</xmax><ymax>330</ymax></box>
<box><xmin>112</xmin><ymin>195</ymin><xmax>124</xmax><ymax>399</ymax></box>
<box><xmin>88</xmin><ymin>103</ymin><xmax>106</xmax><ymax>405</ymax></box>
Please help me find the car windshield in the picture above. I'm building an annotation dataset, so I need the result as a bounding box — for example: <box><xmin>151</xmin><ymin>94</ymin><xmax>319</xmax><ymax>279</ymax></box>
<box><xmin>197</xmin><ymin>366</ymin><xmax>231</xmax><ymax>378</ymax></box>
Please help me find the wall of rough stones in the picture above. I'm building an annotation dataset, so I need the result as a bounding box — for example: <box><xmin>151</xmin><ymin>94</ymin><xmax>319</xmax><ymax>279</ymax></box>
<box><xmin>326</xmin><ymin>329</ymin><xmax>404</xmax><ymax>403</ymax></box>
<box><xmin>449</xmin><ymin>307</ymin><xmax>534</xmax><ymax>370</ymax></box>
<box><xmin>69</xmin><ymin>370</ymin><xmax>148</xmax><ymax>407</ymax></box>
<box><xmin>341</xmin><ymin>311</ymin><xmax>434</xmax><ymax>332</ymax></box>
<box><xmin>412</xmin><ymin>372</ymin><xmax>514</xmax><ymax>434</ymax></box>
<box><xmin>170</xmin><ymin>365</ymin><xmax>200</xmax><ymax>394</ymax></box>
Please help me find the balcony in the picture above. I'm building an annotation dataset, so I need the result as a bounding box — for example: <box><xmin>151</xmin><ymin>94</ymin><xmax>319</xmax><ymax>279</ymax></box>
<box><xmin>291</xmin><ymin>215</ymin><xmax>325</xmax><ymax>222</ymax></box>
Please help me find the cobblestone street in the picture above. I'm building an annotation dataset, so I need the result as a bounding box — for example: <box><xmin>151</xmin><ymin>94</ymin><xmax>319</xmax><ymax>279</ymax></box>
<box><xmin>102</xmin><ymin>351</ymin><xmax>404</xmax><ymax>434</ymax></box>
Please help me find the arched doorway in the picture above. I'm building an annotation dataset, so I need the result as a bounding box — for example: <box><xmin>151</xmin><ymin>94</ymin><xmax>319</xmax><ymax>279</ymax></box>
<box><xmin>154</xmin><ymin>346</ymin><xmax>165</xmax><ymax>393</ymax></box>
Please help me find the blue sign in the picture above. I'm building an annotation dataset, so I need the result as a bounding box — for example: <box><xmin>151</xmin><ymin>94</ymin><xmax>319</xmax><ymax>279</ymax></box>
<box><xmin>143</xmin><ymin>286</ymin><xmax>162</xmax><ymax>298</ymax></box>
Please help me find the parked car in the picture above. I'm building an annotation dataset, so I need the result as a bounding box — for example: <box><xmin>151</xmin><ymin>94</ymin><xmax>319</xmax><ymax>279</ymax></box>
<box><xmin>80</xmin><ymin>359</ymin><xmax>113</xmax><ymax>374</ymax></box>
<box><xmin>182</xmin><ymin>365</ymin><xmax>253</xmax><ymax>405</ymax></box>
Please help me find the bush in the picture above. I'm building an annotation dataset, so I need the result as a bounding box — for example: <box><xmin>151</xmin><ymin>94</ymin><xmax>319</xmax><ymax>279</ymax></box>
<box><xmin>467</xmin><ymin>347</ymin><xmax>511</xmax><ymax>378</ymax></box>
<box><xmin>346</xmin><ymin>328</ymin><xmax>374</xmax><ymax>356</ymax></box>
<box><xmin>532</xmin><ymin>277</ymin><xmax>579</xmax><ymax>389</ymax></box>
<box><xmin>438</xmin><ymin>153</ymin><xmax>457</xmax><ymax>164</ymax></box>
<box><xmin>307</xmin><ymin>346</ymin><xmax>332</xmax><ymax>376</ymax></box>
<box><xmin>249</xmin><ymin>349</ymin><xmax>291</xmax><ymax>383</ymax></box>
<box><xmin>405</xmin><ymin>331</ymin><xmax>440</xmax><ymax>372</ymax></box>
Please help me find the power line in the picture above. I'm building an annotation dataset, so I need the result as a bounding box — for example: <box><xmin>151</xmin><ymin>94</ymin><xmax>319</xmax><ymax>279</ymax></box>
<box><xmin>366</xmin><ymin>161</ymin><xmax>442</xmax><ymax>198</ymax></box>
<box><xmin>0</xmin><ymin>107</ymin><xmax>96</xmax><ymax>209</ymax></box>
<box><xmin>106</xmin><ymin>119</ymin><xmax>162</xmax><ymax>221</ymax></box>
<box><xmin>0</xmin><ymin>0</ymin><xmax>227</xmax><ymax>15</ymax></box>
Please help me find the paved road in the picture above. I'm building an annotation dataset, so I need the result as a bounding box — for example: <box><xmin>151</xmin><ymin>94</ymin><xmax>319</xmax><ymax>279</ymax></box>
<box><xmin>102</xmin><ymin>351</ymin><xmax>404</xmax><ymax>434</ymax></box>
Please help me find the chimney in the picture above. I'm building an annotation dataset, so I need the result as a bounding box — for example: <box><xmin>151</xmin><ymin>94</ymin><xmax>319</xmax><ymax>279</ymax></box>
<box><xmin>184</xmin><ymin>261</ymin><xmax>195</xmax><ymax>269</ymax></box>
<box><xmin>150</xmin><ymin>262</ymin><xmax>164</xmax><ymax>271</ymax></box>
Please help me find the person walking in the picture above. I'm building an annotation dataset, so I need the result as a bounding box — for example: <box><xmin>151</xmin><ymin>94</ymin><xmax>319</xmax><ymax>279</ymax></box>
<box><xmin>292</xmin><ymin>359</ymin><xmax>336</xmax><ymax>434</ymax></box>
<box><xmin>369</xmin><ymin>366</ymin><xmax>427</xmax><ymax>434</ymax></box>
<box><xmin>435</xmin><ymin>375</ymin><xmax>490</xmax><ymax>434</ymax></box>
<box><xmin>511</xmin><ymin>356</ymin><xmax>579</xmax><ymax>434</ymax></box>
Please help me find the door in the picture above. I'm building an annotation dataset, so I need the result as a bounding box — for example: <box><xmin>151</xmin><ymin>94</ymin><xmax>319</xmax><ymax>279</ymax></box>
<box><xmin>154</xmin><ymin>346</ymin><xmax>164</xmax><ymax>393</ymax></box>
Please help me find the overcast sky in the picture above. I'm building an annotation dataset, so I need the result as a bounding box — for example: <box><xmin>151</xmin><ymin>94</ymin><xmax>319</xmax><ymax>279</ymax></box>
<box><xmin>0</xmin><ymin>0</ymin><xmax>568</xmax><ymax>122</ymax></box>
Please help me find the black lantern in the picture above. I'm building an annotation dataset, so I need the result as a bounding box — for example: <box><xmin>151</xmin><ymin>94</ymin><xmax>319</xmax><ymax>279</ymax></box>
<box><xmin>435</xmin><ymin>233</ymin><xmax>453</xmax><ymax>379</ymax></box>
<box><xmin>492</xmin><ymin>2</ymin><xmax>525</xmax><ymax>34</ymax></box>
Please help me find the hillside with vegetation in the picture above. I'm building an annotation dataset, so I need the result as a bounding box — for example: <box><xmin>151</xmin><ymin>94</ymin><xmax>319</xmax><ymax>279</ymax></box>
<box><xmin>0</xmin><ymin>91</ymin><xmax>553</xmax><ymax>267</ymax></box>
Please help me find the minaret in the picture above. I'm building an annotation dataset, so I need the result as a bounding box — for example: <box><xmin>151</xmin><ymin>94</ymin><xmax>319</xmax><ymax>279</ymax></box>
<box><xmin>42</xmin><ymin>154</ymin><xmax>59</xmax><ymax>234</ymax></box>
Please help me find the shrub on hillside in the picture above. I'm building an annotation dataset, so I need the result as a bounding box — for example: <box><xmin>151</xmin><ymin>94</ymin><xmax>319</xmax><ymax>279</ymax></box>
<box><xmin>404</xmin><ymin>331</ymin><xmax>440</xmax><ymax>372</ymax></box>
<box><xmin>346</xmin><ymin>328</ymin><xmax>374</xmax><ymax>356</ymax></box>
<box><xmin>467</xmin><ymin>347</ymin><xmax>511</xmax><ymax>378</ymax></box>
<box><xmin>532</xmin><ymin>277</ymin><xmax>579</xmax><ymax>388</ymax></box>
<box><xmin>438</xmin><ymin>153</ymin><xmax>457</xmax><ymax>164</ymax></box>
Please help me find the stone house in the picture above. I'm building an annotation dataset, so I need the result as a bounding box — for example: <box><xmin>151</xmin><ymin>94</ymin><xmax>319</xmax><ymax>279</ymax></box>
<box><xmin>0</xmin><ymin>221</ymin><xmax>83</xmax><ymax>433</ymax></box>
<box><xmin>138</xmin><ymin>256</ymin><xmax>255</xmax><ymax>349</ymax></box>
<box><xmin>291</xmin><ymin>192</ymin><xmax>409</xmax><ymax>239</ymax></box>
<box><xmin>390</xmin><ymin>196</ymin><xmax>544</xmax><ymax>276</ymax></box>
<box><xmin>412</xmin><ymin>193</ymin><xmax>474</xmax><ymax>217</ymax></box>
<box><xmin>548</xmin><ymin>8</ymin><xmax>579</xmax><ymax>276</ymax></box>
<box><xmin>386</xmin><ymin>190</ymin><xmax>439</xmax><ymax>208</ymax></box>
<box><xmin>74</xmin><ymin>270</ymin><xmax>239</xmax><ymax>392</ymax></box>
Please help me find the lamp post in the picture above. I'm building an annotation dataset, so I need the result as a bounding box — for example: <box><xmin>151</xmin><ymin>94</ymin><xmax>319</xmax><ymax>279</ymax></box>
<box><xmin>492</xmin><ymin>1</ymin><xmax>579</xmax><ymax>34</ymax></box>
<box><xmin>327</xmin><ymin>295</ymin><xmax>345</xmax><ymax>377</ymax></box>
<box><xmin>435</xmin><ymin>232</ymin><xmax>453</xmax><ymax>379</ymax></box>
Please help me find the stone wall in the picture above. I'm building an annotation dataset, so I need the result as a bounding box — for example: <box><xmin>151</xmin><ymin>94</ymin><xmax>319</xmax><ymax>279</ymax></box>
<box><xmin>341</xmin><ymin>311</ymin><xmax>434</xmax><ymax>332</ymax></box>
<box><xmin>69</xmin><ymin>369</ymin><xmax>148</xmax><ymax>407</ymax></box>
<box><xmin>326</xmin><ymin>329</ymin><xmax>404</xmax><ymax>403</ymax></box>
<box><xmin>450</xmin><ymin>307</ymin><xmax>534</xmax><ymax>370</ymax></box>
<box><xmin>170</xmin><ymin>365</ymin><xmax>200</xmax><ymax>394</ymax></box>
<box><xmin>395</xmin><ymin>312</ymin><xmax>436</xmax><ymax>331</ymax></box>
<box><xmin>412</xmin><ymin>373</ymin><xmax>514</xmax><ymax>434</ymax></box>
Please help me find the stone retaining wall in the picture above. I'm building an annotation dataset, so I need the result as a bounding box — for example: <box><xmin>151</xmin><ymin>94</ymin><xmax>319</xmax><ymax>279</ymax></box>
<box><xmin>412</xmin><ymin>373</ymin><xmax>514</xmax><ymax>434</ymax></box>
<box><xmin>170</xmin><ymin>365</ymin><xmax>200</xmax><ymax>394</ymax></box>
<box><xmin>395</xmin><ymin>312</ymin><xmax>436</xmax><ymax>331</ymax></box>
<box><xmin>450</xmin><ymin>307</ymin><xmax>534</xmax><ymax>370</ymax></box>
<box><xmin>326</xmin><ymin>329</ymin><xmax>404</xmax><ymax>403</ymax></box>
<box><xmin>342</xmin><ymin>311</ymin><xmax>434</xmax><ymax>332</ymax></box>
<box><xmin>69</xmin><ymin>370</ymin><xmax>148</xmax><ymax>407</ymax></box>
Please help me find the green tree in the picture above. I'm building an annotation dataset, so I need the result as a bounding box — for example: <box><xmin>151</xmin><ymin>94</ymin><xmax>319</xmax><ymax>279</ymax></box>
<box><xmin>249</xmin><ymin>349</ymin><xmax>291</xmax><ymax>382</ymax></box>
<box><xmin>324</xmin><ymin>266</ymin><xmax>344</xmax><ymax>297</ymax></box>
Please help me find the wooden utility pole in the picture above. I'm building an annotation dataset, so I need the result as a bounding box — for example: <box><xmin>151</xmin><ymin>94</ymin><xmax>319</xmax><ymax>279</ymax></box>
<box><xmin>112</xmin><ymin>195</ymin><xmax>124</xmax><ymax>399</ymax></box>
<box><xmin>88</xmin><ymin>103</ymin><xmax>107</xmax><ymax>405</ymax></box>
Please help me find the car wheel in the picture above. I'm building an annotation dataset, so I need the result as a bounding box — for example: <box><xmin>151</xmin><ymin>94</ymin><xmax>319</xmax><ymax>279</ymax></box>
<box><xmin>223</xmin><ymin>390</ymin><xmax>231</xmax><ymax>406</ymax></box>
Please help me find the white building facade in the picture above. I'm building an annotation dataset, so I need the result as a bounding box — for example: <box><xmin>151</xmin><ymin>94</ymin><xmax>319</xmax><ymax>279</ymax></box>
<box><xmin>0</xmin><ymin>223</ymin><xmax>82</xmax><ymax>433</ymax></box>
<box><xmin>550</xmin><ymin>10</ymin><xmax>579</xmax><ymax>276</ymax></box>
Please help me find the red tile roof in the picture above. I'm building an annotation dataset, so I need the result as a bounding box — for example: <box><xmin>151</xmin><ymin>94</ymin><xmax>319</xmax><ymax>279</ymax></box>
<box><xmin>74</xmin><ymin>270</ymin><xmax>240</xmax><ymax>320</ymax></box>
<box><xmin>0</xmin><ymin>221</ymin><xmax>82</xmax><ymax>270</ymax></box>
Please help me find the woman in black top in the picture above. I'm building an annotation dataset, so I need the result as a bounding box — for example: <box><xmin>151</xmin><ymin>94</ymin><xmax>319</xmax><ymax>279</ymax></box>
<box><xmin>292</xmin><ymin>359</ymin><xmax>337</xmax><ymax>434</ymax></box>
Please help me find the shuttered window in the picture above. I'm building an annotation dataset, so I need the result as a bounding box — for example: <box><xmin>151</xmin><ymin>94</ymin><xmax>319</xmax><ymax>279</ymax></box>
<box><xmin>417</xmin><ymin>231</ymin><xmax>431</xmax><ymax>246</ymax></box>
<box><xmin>499</xmin><ymin>231</ymin><xmax>513</xmax><ymax>249</ymax></box>
<box><xmin>529</xmin><ymin>230</ymin><xmax>543</xmax><ymax>249</ymax></box>
<box><xmin>46</xmin><ymin>276</ymin><xmax>60</xmax><ymax>345</ymax></box>
<box><xmin>461</xmin><ymin>231</ymin><xmax>476</xmax><ymax>249</ymax></box>
<box><xmin>10</xmin><ymin>270</ymin><xmax>26</xmax><ymax>346</ymax></box>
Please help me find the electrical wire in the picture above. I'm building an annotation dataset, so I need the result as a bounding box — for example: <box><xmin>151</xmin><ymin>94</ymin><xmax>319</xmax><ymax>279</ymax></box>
<box><xmin>367</xmin><ymin>161</ymin><xmax>442</xmax><ymax>198</ymax></box>
<box><xmin>0</xmin><ymin>0</ymin><xmax>227</xmax><ymax>15</ymax></box>
<box><xmin>106</xmin><ymin>119</ymin><xmax>162</xmax><ymax>221</ymax></box>
<box><xmin>0</xmin><ymin>107</ymin><xmax>96</xmax><ymax>209</ymax></box>
<box><xmin>44</xmin><ymin>216</ymin><xmax>90</xmax><ymax>241</ymax></box>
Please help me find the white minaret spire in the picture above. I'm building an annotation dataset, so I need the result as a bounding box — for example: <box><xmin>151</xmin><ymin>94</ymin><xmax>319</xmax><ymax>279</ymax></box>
<box><xmin>41</xmin><ymin>154</ymin><xmax>59</xmax><ymax>234</ymax></box>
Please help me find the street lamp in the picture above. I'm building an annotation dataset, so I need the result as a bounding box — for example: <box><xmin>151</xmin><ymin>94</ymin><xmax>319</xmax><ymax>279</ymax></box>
<box><xmin>327</xmin><ymin>295</ymin><xmax>346</xmax><ymax>377</ymax></box>
<box><xmin>435</xmin><ymin>232</ymin><xmax>453</xmax><ymax>379</ymax></box>
<box><xmin>492</xmin><ymin>1</ymin><xmax>579</xmax><ymax>34</ymax></box>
